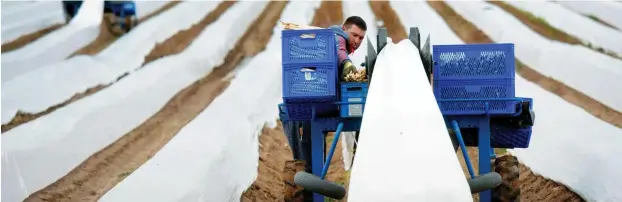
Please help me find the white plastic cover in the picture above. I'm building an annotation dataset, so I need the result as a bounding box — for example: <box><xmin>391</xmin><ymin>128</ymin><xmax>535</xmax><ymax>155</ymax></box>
<box><xmin>347</xmin><ymin>39</ymin><xmax>472</xmax><ymax>202</ymax></box>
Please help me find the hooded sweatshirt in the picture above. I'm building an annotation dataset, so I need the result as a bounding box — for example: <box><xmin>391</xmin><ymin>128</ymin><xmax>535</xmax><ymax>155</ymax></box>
<box><xmin>328</xmin><ymin>25</ymin><xmax>353</xmax><ymax>67</ymax></box>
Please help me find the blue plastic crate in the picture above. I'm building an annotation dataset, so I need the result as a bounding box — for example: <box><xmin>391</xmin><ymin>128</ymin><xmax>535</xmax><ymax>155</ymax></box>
<box><xmin>434</xmin><ymin>79</ymin><xmax>518</xmax><ymax>115</ymax></box>
<box><xmin>433</xmin><ymin>43</ymin><xmax>515</xmax><ymax>81</ymax></box>
<box><xmin>460</xmin><ymin>124</ymin><xmax>532</xmax><ymax>149</ymax></box>
<box><xmin>340</xmin><ymin>82</ymin><xmax>368</xmax><ymax>118</ymax></box>
<box><xmin>491</xmin><ymin>124</ymin><xmax>532</xmax><ymax>148</ymax></box>
<box><xmin>283</xmin><ymin>102</ymin><xmax>338</xmax><ymax>121</ymax></box>
<box><xmin>282</xmin><ymin>29</ymin><xmax>338</xmax><ymax>65</ymax></box>
<box><xmin>491</xmin><ymin>97</ymin><xmax>534</xmax><ymax>148</ymax></box>
<box><xmin>283</xmin><ymin>62</ymin><xmax>338</xmax><ymax>103</ymax></box>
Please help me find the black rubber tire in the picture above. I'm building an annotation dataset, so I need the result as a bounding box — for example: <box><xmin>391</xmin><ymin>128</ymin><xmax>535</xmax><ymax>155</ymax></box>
<box><xmin>492</xmin><ymin>155</ymin><xmax>520</xmax><ymax>202</ymax></box>
<box><xmin>467</xmin><ymin>172</ymin><xmax>502</xmax><ymax>194</ymax></box>
<box><xmin>294</xmin><ymin>171</ymin><xmax>346</xmax><ymax>200</ymax></box>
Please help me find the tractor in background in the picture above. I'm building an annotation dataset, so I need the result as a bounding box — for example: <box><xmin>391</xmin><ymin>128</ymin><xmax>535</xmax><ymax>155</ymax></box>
<box><xmin>62</xmin><ymin>0</ymin><xmax>138</xmax><ymax>36</ymax></box>
<box><xmin>277</xmin><ymin>26</ymin><xmax>535</xmax><ymax>202</ymax></box>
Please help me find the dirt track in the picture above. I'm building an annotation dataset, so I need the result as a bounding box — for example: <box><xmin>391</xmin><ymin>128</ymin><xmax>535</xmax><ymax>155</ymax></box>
<box><xmin>1</xmin><ymin>1</ymin><xmax>231</xmax><ymax>133</ymax></box>
<box><xmin>1</xmin><ymin>24</ymin><xmax>64</xmax><ymax>53</ymax></box>
<box><xmin>23</xmin><ymin>2</ymin><xmax>288</xmax><ymax>201</ymax></box>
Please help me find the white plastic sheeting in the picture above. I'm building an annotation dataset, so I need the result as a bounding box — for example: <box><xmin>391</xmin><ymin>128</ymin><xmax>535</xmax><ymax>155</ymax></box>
<box><xmin>1</xmin><ymin>0</ymin><xmax>103</xmax><ymax>82</ymax></box>
<box><xmin>1</xmin><ymin>1</ymin><xmax>65</xmax><ymax>44</ymax></box>
<box><xmin>445</xmin><ymin>0</ymin><xmax>622</xmax><ymax>113</ymax></box>
<box><xmin>341</xmin><ymin>0</ymin><xmax>379</xmax><ymax>171</ymax></box>
<box><xmin>0</xmin><ymin>1</ymin><xmax>266</xmax><ymax>202</ymax></box>
<box><xmin>390</xmin><ymin>1</ymin><xmax>622</xmax><ymax>201</ymax></box>
<box><xmin>135</xmin><ymin>1</ymin><xmax>173</xmax><ymax>19</ymax></box>
<box><xmin>391</xmin><ymin>1</ymin><xmax>474</xmax><ymax>46</ymax></box>
<box><xmin>510</xmin><ymin>76</ymin><xmax>622</xmax><ymax>202</ymax></box>
<box><xmin>347</xmin><ymin>39</ymin><xmax>472</xmax><ymax>202</ymax></box>
<box><xmin>99</xmin><ymin>2</ymin><xmax>321</xmax><ymax>201</ymax></box>
<box><xmin>555</xmin><ymin>0</ymin><xmax>622</xmax><ymax>30</ymax></box>
<box><xmin>1</xmin><ymin>1</ymin><xmax>221</xmax><ymax>124</ymax></box>
<box><xmin>502</xmin><ymin>0</ymin><xmax>622</xmax><ymax>57</ymax></box>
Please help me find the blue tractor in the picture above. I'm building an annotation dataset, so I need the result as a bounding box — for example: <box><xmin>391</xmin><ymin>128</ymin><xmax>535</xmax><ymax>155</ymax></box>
<box><xmin>278</xmin><ymin>27</ymin><xmax>535</xmax><ymax>202</ymax></box>
<box><xmin>62</xmin><ymin>0</ymin><xmax>138</xmax><ymax>36</ymax></box>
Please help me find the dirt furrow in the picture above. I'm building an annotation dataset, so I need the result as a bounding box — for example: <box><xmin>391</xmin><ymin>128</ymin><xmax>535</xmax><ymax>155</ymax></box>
<box><xmin>428</xmin><ymin>1</ymin><xmax>622</xmax><ymax>128</ymax></box>
<box><xmin>1</xmin><ymin>24</ymin><xmax>64</xmax><ymax>53</ymax></box>
<box><xmin>22</xmin><ymin>2</ymin><xmax>287</xmax><ymax>202</ymax></box>
<box><xmin>423</xmin><ymin>1</ymin><xmax>585</xmax><ymax>201</ymax></box>
<box><xmin>67</xmin><ymin>1</ymin><xmax>182</xmax><ymax>57</ymax></box>
<box><xmin>457</xmin><ymin>148</ymin><xmax>584</xmax><ymax>202</ymax></box>
<box><xmin>369</xmin><ymin>1</ymin><xmax>407</xmax><ymax>42</ymax></box>
<box><xmin>1</xmin><ymin>1</ymin><xmax>235</xmax><ymax>134</ymax></box>
<box><xmin>488</xmin><ymin>1</ymin><xmax>622</xmax><ymax>60</ymax></box>
<box><xmin>242</xmin><ymin>1</ymin><xmax>348</xmax><ymax>201</ymax></box>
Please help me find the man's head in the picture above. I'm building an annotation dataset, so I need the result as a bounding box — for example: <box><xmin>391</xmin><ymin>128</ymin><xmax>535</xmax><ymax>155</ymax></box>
<box><xmin>341</xmin><ymin>16</ymin><xmax>367</xmax><ymax>52</ymax></box>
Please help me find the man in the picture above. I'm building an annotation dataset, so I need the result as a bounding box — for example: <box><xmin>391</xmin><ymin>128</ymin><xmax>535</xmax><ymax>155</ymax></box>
<box><xmin>327</xmin><ymin>16</ymin><xmax>367</xmax><ymax>80</ymax></box>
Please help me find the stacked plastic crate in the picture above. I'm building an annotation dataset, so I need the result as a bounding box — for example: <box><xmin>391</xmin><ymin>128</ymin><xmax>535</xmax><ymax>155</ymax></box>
<box><xmin>281</xmin><ymin>29</ymin><xmax>340</xmax><ymax>120</ymax></box>
<box><xmin>432</xmin><ymin>43</ymin><xmax>532</xmax><ymax>148</ymax></box>
<box><xmin>339</xmin><ymin>82</ymin><xmax>369</xmax><ymax>118</ymax></box>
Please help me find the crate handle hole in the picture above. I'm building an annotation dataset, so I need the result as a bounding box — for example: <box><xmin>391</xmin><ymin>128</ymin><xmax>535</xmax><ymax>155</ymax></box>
<box><xmin>300</xmin><ymin>33</ymin><xmax>316</xmax><ymax>39</ymax></box>
<box><xmin>346</xmin><ymin>87</ymin><xmax>362</xmax><ymax>91</ymax></box>
<box><xmin>301</xmin><ymin>67</ymin><xmax>317</xmax><ymax>72</ymax></box>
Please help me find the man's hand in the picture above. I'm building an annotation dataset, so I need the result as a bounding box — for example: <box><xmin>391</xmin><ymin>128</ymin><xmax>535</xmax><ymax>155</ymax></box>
<box><xmin>342</xmin><ymin>60</ymin><xmax>357</xmax><ymax>80</ymax></box>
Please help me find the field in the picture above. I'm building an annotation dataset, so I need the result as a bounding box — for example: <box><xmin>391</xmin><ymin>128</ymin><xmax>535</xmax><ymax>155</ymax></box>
<box><xmin>2</xmin><ymin>1</ymin><xmax>621</xmax><ymax>202</ymax></box>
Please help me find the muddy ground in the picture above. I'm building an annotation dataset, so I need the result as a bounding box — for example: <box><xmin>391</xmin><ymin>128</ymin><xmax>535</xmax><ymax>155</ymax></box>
<box><xmin>23</xmin><ymin>1</ymin><xmax>288</xmax><ymax>201</ymax></box>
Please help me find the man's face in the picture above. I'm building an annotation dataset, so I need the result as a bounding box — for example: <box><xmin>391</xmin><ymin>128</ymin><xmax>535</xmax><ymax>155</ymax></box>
<box><xmin>342</xmin><ymin>24</ymin><xmax>366</xmax><ymax>51</ymax></box>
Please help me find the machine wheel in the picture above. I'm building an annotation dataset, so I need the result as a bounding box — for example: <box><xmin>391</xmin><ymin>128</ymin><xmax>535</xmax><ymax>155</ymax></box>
<box><xmin>283</xmin><ymin>160</ymin><xmax>307</xmax><ymax>202</ymax></box>
<box><xmin>294</xmin><ymin>171</ymin><xmax>346</xmax><ymax>200</ymax></box>
<box><xmin>492</xmin><ymin>155</ymin><xmax>520</xmax><ymax>202</ymax></box>
<box><xmin>467</xmin><ymin>172</ymin><xmax>502</xmax><ymax>194</ymax></box>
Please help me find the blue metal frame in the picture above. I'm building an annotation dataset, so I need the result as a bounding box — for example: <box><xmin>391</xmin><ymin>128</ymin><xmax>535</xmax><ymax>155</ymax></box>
<box><xmin>445</xmin><ymin>102</ymin><xmax>497</xmax><ymax>202</ymax></box>
<box><xmin>279</xmin><ymin>101</ymin><xmax>364</xmax><ymax>202</ymax></box>
<box><xmin>278</xmin><ymin>27</ymin><xmax>534</xmax><ymax>202</ymax></box>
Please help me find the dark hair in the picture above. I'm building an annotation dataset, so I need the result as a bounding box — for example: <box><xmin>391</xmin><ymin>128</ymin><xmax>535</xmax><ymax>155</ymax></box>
<box><xmin>343</xmin><ymin>16</ymin><xmax>367</xmax><ymax>31</ymax></box>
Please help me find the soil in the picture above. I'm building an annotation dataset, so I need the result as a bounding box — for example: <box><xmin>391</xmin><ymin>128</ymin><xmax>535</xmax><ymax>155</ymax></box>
<box><xmin>1</xmin><ymin>24</ymin><xmax>64</xmax><ymax>53</ymax></box>
<box><xmin>1</xmin><ymin>1</ymin><xmax>232</xmax><ymax>134</ymax></box>
<box><xmin>242</xmin><ymin>1</ymin><xmax>349</xmax><ymax>202</ymax></box>
<box><xmin>241</xmin><ymin>123</ymin><xmax>295</xmax><ymax>202</ymax></box>
<box><xmin>457</xmin><ymin>148</ymin><xmax>585</xmax><ymax>202</ymax></box>
<box><xmin>488</xmin><ymin>1</ymin><xmax>622</xmax><ymax>59</ymax></box>
<box><xmin>368</xmin><ymin>1</ymin><xmax>407</xmax><ymax>42</ymax></box>
<box><xmin>141</xmin><ymin>1</ymin><xmax>234</xmax><ymax>65</ymax></box>
<box><xmin>68</xmin><ymin>1</ymin><xmax>182</xmax><ymax>57</ymax></box>
<box><xmin>22</xmin><ymin>2</ymin><xmax>288</xmax><ymax>202</ymax></box>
